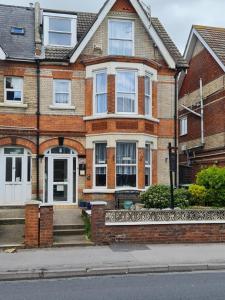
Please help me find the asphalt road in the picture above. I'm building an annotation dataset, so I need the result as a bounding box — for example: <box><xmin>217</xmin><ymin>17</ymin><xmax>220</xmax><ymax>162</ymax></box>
<box><xmin>1</xmin><ymin>271</ymin><xmax>225</xmax><ymax>300</ymax></box>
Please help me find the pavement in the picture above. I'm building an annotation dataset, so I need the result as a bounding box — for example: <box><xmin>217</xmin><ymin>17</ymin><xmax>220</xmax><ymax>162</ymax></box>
<box><xmin>1</xmin><ymin>243</ymin><xmax>225</xmax><ymax>281</ymax></box>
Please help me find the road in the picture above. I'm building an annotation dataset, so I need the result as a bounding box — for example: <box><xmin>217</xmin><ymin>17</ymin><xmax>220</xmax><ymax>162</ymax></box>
<box><xmin>1</xmin><ymin>271</ymin><xmax>225</xmax><ymax>300</ymax></box>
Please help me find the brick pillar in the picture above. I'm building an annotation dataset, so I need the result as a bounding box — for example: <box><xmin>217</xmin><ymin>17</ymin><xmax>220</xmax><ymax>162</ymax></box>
<box><xmin>91</xmin><ymin>202</ymin><xmax>107</xmax><ymax>244</ymax></box>
<box><xmin>86</xmin><ymin>149</ymin><xmax>93</xmax><ymax>189</ymax></box>
<box><xmin>152</xmin><ymin>149</ymin><xmax>158</xmax><ymax>184</ymax></box>
<box><xmin>85</xmin><ymin>78</ymin><xmax>93</xmax><ymax>116</ymax></box>
<box><xmin>108</xmin><ymin>75</ymin><xmax>115</xmax><ymax>113</ymax></box>
<box><xmin>25</xmin><ymin>201</ymin><xmax>40</xmax><ymax>248</ymax></box>
<box><xmin>138</xmin><ymin>148</ymin><xmax>145</xmax><ymax>189</ymax></box>
<box><xmin>107</xmin><ymin>147</ymin><xmax>115</xmax><ymax>189</ymax></box>
<box><xmin>39</xmin><ymin>205</ymin><xmax>53</xmax><ymax>248</ymax></box>
<box><xmin>152</xmin><ymin>81</ymin><xmax>158</xmax><ymax>119</ymax></box>
<box><xmin>138</xmin><ymin>76</ymin><xmax>145</xmax><ymax>115</ymax></box>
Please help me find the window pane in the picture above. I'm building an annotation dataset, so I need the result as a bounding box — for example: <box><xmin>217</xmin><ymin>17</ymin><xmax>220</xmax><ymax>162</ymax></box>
<box><xmin>116</xmin><ymin>166</ymin><xmax>136</xmax><ymax>187</ymax></box>
<box><xmin>53</xmin><ymin>159</ymin><xmax>68</xmax><ymax>182</ymax></box>
<box><xmin>5</xmin><ymin>157</ymin><xmax>12</xmax><ymax>182</ymax></box>
<box><xmin>55</xmin><ymin>93</ymin><xmax>69</xmax><ymax>104</ymax></box>
<box><xmin>116</xmin><ymin>143</ymin><xmax>136</xmax><ymax>164</ymax></box>
<box><xmin>27</xmin><ymin>156</ymin><xmax>31</xmax><ymax>182</ymax></box>
<box><xmin>51</xmin><ymin>147</ymin><xmax>71</xmax><ymax>154</ymax></box>
<box><xmin>4</xmin><ymin>148</ymin><xmax>24</xmax><ymax>155</ymax></box>
<box><xmin>145</xmin><ymin>96</ymin><xmax>150</xmax><ymax>115</ymax></box>
<box><xmin>53</xmin><ymin>184</ymin><xmax>67</xmax><ymax>202</ymax></box>
<box><xmin>95</xmin><ymin>143</ymin><xmax>107</xmax><ymax>164</ymax></box>
<box><xmin>49</xmin><ymin>17</ymin><xmax>71</xmax><ymax>32</ymax></box>
<box><xmin>117</xmin><ymin>94</ymin><xmax>135</xmax><ymax>113</ymax></box>
<box><xmin>49</xmin><ymin>32</ymin><xmax>71</xmax><ymax>46</ymax></box>
<box><xmin>96</xmin><ymin>167</ymin><xmax>106</xmax><ymax>187</ymax></box>
<box><xmin>145</xmin><ymin>167</ymin><xmax>151</xmax><ymax>186</ymax></box>
<box><xmin>96</xmin><ymin>72</ymin><xmax>107</xmax><ymax>94</ymax></box>
<box><xmin>117</xmin><ymin>71</ymin><xmax>135</xmax><ymax>93</ymax></box>
<box><xmin>96</xmin><ymin>94</ymin><xmax>107</xmax><ymax>113</ymax></box>
<box><xmin>145</xmin><ymin>76</ymin><xmax>151</xmax><ymax>95</ymax></box>
<box><xmin>109</xmin><ymin>20</ymin><xmax>132</xmax><ymax>40</ymax></box>
<box><xmin>55</xmin><ymin>80</ymin><xmax>69</xmax><ymax>93</ymax></box>
<box><xmin>6</xmin><ymin>77</ymin><xmax>22</xmax><ymax>90</ymax></box>
<box><xmin>7</xmin><ymin>91</ymin><xmax>21</xmax><ymax>101</ymax></box>
<box><xmin>109</xmin><ymin>40</ymin><xmax>132</xmax><ymax>56</ymax></box>
<box><xmin>15</xmin><ymin>157</ymin><xmax>22</xmax><ymax>182</ymax></box>
<box><xmin>145</xmin><ymin>144</ymin><xmax>151</xmax><ymax>165</ymax></box>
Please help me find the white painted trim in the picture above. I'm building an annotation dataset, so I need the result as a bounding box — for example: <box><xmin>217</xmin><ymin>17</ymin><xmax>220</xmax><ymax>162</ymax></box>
<box><xmin>86</xmin><ymin>133</ymin><xmax>158</xmax><ymax>150</ymax></box>
<box><xmin>43</xmin><ymin>12</ymin><xmax>77</xmax><ymax>48</ymax></box>
<box><xmin>49</xmin><ymin>105</ymin><xmax>75</xmax><ymax>110</ymax></box>
<box><xmin>70</xmin><ymin>0</ymin><xmax>176</xmax><ymax>68</ymax></box>
<box><xmin>90</xmin><ymin>201</ymin><xmax>107</xmax><ymax>206</ymax></box>
<box><xmin>86</xmin><ymin>61</ymin><xmax>157</xmax><ymax>80</ymax></box>
<box><xmin>106</xmin><ymin>220</ymin><xmax>225</xmax><ymax>226</ymax></box>
<box><xmin>0</xmin><ymin>47</ymin><xmax>6</xmax><ymax>60</ymax></box>
<box><xmin>84</xmin><ymin>114</ymin><xmax>159</xmax><ymax>123</ymax></box>
<box><xmin>0</xmin><ymin>103</ymin><xmax>28</xmax><ymax>108</ymax></box>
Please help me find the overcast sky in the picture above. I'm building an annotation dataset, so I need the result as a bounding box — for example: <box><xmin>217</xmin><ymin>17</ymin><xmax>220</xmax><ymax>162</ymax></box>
<box><xmin>1</xmin><ymin>0</ymin><xmax>225</xmax><ymax>53</ymax></box>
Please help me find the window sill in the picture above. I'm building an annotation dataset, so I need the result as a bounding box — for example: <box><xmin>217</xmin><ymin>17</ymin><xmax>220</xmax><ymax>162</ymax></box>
<box><xmin>0</xmin><ymin>102</ymin><xmax>28</xmax><ymax>108</ymax></box>
<box><xmin>84</xmin><ymin>114</ymin><xmax>160</xmax><ymax>123</ymax></box>
<box><xmin>49</xmin><ymin>105</ymin><xmax>76</xmax><ymax>110</ymax></box>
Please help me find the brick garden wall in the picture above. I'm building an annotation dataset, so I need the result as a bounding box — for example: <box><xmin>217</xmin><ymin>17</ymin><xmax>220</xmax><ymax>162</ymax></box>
<box><xmin>91</xmin><ymin>204</ymin><xmax>225</xmax><ymax>245</ymax></box>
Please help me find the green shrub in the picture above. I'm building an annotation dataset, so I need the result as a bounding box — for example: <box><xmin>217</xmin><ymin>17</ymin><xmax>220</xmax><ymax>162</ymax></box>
<box><xmin>140</xmin><ymin>185</ymin><xmax>190</xmax><ymax>209</ymax></box>
<box><xmin>188</xmin><ymin>184</ymin><xmax>207</xmax><ymax>206</ymax></box>
<box><xmin>196</xmin><ymin>166</ymin><xmax>225</xmax><ymax>206</ymax></box>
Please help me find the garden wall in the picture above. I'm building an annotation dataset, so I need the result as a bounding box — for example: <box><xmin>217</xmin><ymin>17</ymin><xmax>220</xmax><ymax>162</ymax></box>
<box><xmin>91</xmin><ymin>203</ymin><xmax>225</xmax><ymax>244</ymax></box>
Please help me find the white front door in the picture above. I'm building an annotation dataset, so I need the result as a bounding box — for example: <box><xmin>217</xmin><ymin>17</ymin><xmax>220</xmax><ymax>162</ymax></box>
<box><xmin>44</xmin><ymin>147</ymin><xmax>77</xmax><ymax>204</ymax></box>
<box><xmin>0</xmin><ymin>147</ymin><xmax>32</xmax><ymax>205</ymax></box>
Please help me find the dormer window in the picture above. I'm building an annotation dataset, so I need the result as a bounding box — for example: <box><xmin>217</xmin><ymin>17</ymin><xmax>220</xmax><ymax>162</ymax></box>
<box><xmin>43</xmin><ymin>12</ymin><xmax>77</xmax><ymax>47</ymax></box>
<box><xmin>11</xmin><ymin>27</ymin><xmax>25</xmax><ymax>35</ymax></box>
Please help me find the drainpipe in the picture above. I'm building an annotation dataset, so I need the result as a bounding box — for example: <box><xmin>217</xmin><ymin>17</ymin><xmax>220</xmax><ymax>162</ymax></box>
<box><xmin>36</xmin><ymin>59</ymin><xmax>41</xmax><ymax>201</ymax></box>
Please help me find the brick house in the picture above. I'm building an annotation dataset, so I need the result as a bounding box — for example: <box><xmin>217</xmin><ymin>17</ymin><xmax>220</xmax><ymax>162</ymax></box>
<box><xmin>179</xmin><ymin>25</ymin><xmax>225</xmax><ymax>184</ymax></box>
<box><xmin>0</xmin><ymin>0</ymin><xmax>187</xmax><ymax>207</ymax></box>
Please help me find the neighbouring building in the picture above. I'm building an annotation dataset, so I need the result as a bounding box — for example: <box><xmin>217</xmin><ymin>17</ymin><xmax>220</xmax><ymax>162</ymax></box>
<box><xmin>0</xmin><ymin>0</ymin><xmax>187</xmax><ymax>207</ymax></box>
<box><xmin>179</xmin><ymin>25</ymin><xmax>225</xmax><ymax>185</ymax></box>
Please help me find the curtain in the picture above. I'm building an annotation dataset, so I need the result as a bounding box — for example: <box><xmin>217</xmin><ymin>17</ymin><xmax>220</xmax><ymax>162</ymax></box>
<box><xmin>95</xmin><ymin>143</ymin><xmax>107</xmax><ymax>164</ymax></box>
<box><xmin>55</xmin><ymin>81</ymin><xmax>69</xmax><ymax>104</ymax></box>
<box><xmin>96</xmin><ymin>72</ymin><xmax>107</xmax><ymax>113</ymax></box>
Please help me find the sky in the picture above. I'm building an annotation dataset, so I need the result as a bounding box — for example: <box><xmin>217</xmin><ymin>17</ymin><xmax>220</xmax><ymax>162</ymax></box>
<box><xmin>1</xmin><ymin>0</ymin><xmax>225</xmax><ymax>53</ymax></box>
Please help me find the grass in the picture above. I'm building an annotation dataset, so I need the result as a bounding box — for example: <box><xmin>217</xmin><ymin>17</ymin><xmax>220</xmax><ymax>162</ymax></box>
<box><xmin>82</xmin><ymin>213</ymin><xmax>91</xmax><ymax>240</ymax></box>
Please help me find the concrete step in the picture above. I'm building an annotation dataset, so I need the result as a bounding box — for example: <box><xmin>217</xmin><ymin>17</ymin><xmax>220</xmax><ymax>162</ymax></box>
<box><xmin>53</xmin><ymin>235</ymin><xmax>94</xmax><ymax>247</ymax></box>
<box><xmin>0</xmin><ymin>208</ymin><xmax>25</xmax><ymax>219</ymax></box>
<box><xmin>54</xmin><ymin>228</ymin><xmax>85</xmax><ymax>236</ymax></box>
<box><xmin>0</xmin><ymin>218</ymin><xmax>25</xmax><ymax>225</ymax></box>
<box><xmin>54</xmin><ymin>224</ymin><xmax>84</xmax><ymax>231</ymax></box>
<box><xmin>0</xmin><ymin>224</ymin><xmax>24</xmax><ymax>246</ymax></box>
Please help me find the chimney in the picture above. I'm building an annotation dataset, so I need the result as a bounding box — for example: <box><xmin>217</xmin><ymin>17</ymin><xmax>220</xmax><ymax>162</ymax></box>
<box><xmin>34</xmin><ymin>2</ymin><xmax>42</xmax><ymax>56</ymax></box>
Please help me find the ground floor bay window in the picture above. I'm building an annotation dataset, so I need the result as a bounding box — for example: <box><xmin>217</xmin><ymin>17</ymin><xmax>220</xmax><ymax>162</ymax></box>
<box><xmin>145</xmin><ymin>143</ymin><xmax>151</xmax><ymax>187</ymax></box>
<box><xmin>94</xmin><ymin>143</ymin><xmax>107</xmax><ymax>187</ymax></box>
<box><xmin>116</xmin><ymin>142</ymin><xmax>137</xmax><ymax>188</ymax></box>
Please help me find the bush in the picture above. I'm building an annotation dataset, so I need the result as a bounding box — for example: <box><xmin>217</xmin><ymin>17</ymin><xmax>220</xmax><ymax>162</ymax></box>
<box><xmin>188</xmin><ymin>184</ymin><xmax>207</xmax><ymax>206</ymax></box>
<box><xmin>140</xmin><ymin>185</ymin><xmax>190</xmax><ymax>209</ymax></box>
<box><xmin>196</xmin><ymin>166</ymin><xmax>225</xmax><ymax>206</ymax></box>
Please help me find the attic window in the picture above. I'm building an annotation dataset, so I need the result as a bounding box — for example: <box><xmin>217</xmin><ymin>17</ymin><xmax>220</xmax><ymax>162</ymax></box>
<box><xmin>11</xmin><ymin>27</ymin><xmax>25</xmax><ymax>35</ymax></box>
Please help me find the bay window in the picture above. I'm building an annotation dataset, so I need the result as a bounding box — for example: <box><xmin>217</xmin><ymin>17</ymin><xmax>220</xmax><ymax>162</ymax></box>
<box><xmin>53</xmin><ymin>80</ymin><xmax>71</xmax><ymax>106</ymax></box>
<box><xmin>145</xmin><ymin>144</ymin><xmax>151</xmax><ymax>187</ymax></box>
<box><xmin>109</xmin><ymin>19</ymin><xmax>134</xmax><ymax>56</ymax></box>
<box><xmin>94</xmin><ymin>70</ymin><xmax>107</xmax><ymax>114</ymax></box>
<box><xmin>145</xmin><ymin>74</ymin><xmax>152</xmax><ymax>116</ymax></box>
<box><xmin>95</xmin><ymin>143</ymin><xmax>107</xmax><ymax>187</ymax></box>
<box><xmin>116</xmin><ymin>70</ymin><xmax>137</xmax><ymax>113</ymax></box>
<box><xmin>5</xmin><ymin>77</ymin><xmax>23</xmax><ymax>102</ymax></box>
<box><xmin>116</xmin><ymin>142</ymin><xmax>137</xmax><ymax>187</ymax></box>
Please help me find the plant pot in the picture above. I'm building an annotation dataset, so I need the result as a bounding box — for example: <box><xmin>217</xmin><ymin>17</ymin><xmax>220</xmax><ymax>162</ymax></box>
<box><xmin>123</xmin><ymin>200</ymin><xmax>133</xmax><ymax>210</ymax></box>
<box><xmin>135</xmin><ymin>203</ymin><xmax>145</xmax><ymax>210</ymax></box>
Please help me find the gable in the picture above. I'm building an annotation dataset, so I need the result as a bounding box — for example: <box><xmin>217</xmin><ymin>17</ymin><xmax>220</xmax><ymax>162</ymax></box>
<box><xmin>192</xmin><ymin>39</ymin><xmax>204</xmax><ymax>57</ymax></box>
<box><xmin>111</xmin><ymin>0</ymin><xmax>136</xmax><ymax>13</ymax></box>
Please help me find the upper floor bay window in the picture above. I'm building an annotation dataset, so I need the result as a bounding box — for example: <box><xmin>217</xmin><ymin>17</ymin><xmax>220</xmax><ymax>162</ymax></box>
<box><xmin>109</xmin><ymin>19</ymin><xmax>134</xmax><ymax>56</ymax></box>
<box><xmin>95</xmin><ymin>143</ymin><xmax>107</xmax><ymax>187</ymax></box>
<box><xmin>44</xmin><ymin>13</ymin><xmax>77</xmax><ymax>47</ymax></box>
<box><xmin>145</xmin><ymin>74</ymin><xmax>152</xmax><ymax>116</ymax></box>
<box><xmin>5</xmin><ymin>77</ymin><xmax>23</xmax><ymax>102</ymax></box>
<box><xmin>94</xmin><ymin>70</ymin><xmax>107</xmax><ymax>114</ymax></box>
<box><xmin>116</xmin><ymin>142</ymin><xmax>137</xmax><ymax>187</ymax></box>
<box><xmin>116</xmin><ymin>70</ymin><xmax>137</xmax><ymax>114</ymax></box>
<box><xmin>145</xmin><ymin>144</ymin><xmax>151</xmax><ymax>187</ymax></box>
<box><xmin>180</xmin><ymin>116</ymin><xmax>188</xmax><ymax>136</ymax></box>
<box><xmin>53</xmin><ymin>80</ymin><xmax>71</xmax><ymax>106</ymax></box>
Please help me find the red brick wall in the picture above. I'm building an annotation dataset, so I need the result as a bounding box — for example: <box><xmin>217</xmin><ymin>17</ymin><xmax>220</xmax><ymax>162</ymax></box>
<box><xmin>111</xmin><ymin>0</ymin><xmax>136</xmax><ymax>13</ymax></box>
<box><xmin>91</xmin><ymin>205</ymin><xmax>225</xmax><ymax>244</ymax></box>
<box><xmin>25</xmin><ymin>203</ymin><xmax>39</xmax><ymax>248</ymax></box>
<box><xmin>39</xmin><ymin>205</ymin><xmax>53</xmax><ymax>248</ymax></box>
<box><xmin>180</xmin><ymin>48</ymin><xmax>224</xmax><ymax>98</ymax></box>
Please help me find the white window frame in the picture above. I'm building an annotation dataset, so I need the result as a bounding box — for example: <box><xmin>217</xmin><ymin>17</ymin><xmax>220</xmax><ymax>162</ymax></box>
<box><xmin>144</xmin><ymin>73</ymin><xmax>152</xmax><ymax>117</ymax></box>
<box><xmin>43</xmin><ymin>12</ymin><xmax>77</xmax><ymax>48</ymax></box>
<box><xmin>93</xmin><ymin>69</ymin><xmax>108</xmax><ymax>115</ymax></box>
<box><xmin>53</xmin><ymin>79</ymin><xmax>71</xmax><ymax>107</ymax></box>
<box><xmin>4</xmin><ymin>76</ymin><xmax>23</xmax><ymax>103</ymax></box>
<box><xmin>180</xmin><ymin>116</ymin><xmax>188</xmax><ymax>136</ymax></box>
<box><xmin>116</xmin><ymin>69</ymin><xmax>138</xmax><ymax>115</ymax></box>
<box><xmin>94</xmin><ymin>142</ymin><xmax>107</xmax><ymax>189</ymax></box>
<box><xmin>145</xmin><ymin>143</ymin><xmax>152</xmax><ymax>187</ymax></box>
<box><xmin>108</xmin><ymin>19</ymin><xmax>134</xmax><ymax>56</ymax></box>
<box><xmin>116</xmin><ymin>141</ymin><xmax>137</xmax><ymax>188</ymax></box>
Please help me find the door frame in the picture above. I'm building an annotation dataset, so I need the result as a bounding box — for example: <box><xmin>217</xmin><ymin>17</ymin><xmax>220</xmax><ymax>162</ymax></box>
<box><xmin>43</xmin><ymin>147</ymin><xmax>78</xmax><ymax>205</ymax></box>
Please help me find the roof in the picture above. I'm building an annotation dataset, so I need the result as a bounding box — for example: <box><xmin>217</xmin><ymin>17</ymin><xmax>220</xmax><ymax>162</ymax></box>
<box><xmin>0</xmin><ymin>4</ymin><xmax>35</xmax><ymax>60</ymax></box>
<box><xmin>193</xmin><ymin>25</ymin><xmax>225</xmax><ymax>67</ymax></box>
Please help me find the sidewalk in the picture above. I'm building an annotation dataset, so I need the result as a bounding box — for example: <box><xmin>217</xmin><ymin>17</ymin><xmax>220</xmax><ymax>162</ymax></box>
<box><xmin>1</xmin><ymin>243</ymin><xmax>225</xmax><ymax>280</ymax></box>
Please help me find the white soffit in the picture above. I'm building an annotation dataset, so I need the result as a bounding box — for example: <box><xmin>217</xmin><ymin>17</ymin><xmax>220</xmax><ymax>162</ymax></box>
<box><xmin>70</xmin><ymin>0</ymin><xmax>176</xmax><ymax>69</ymax></box>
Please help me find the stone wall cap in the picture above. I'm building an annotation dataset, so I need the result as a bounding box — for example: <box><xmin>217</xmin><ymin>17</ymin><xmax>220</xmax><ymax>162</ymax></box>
<box><xmin>25</xmin><ymin>200</ymin><xmax>40</xmax><ymax>206</ymax></box>
<box><xmin>40</xmin><ymin>204</ymin><xmax>53</xmax><ymax>208</ymax></box>
<box><xmin>90</xmin><ymin>201</ymin><xmax>107</xmax><ymax>206</ymax></box>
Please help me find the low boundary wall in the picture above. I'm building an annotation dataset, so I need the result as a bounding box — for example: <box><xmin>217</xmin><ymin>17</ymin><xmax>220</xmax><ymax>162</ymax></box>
<box><xmin>91</xmin><ymin>203</ymin><xmax>225</xmax><ymax>244</ymax></box>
